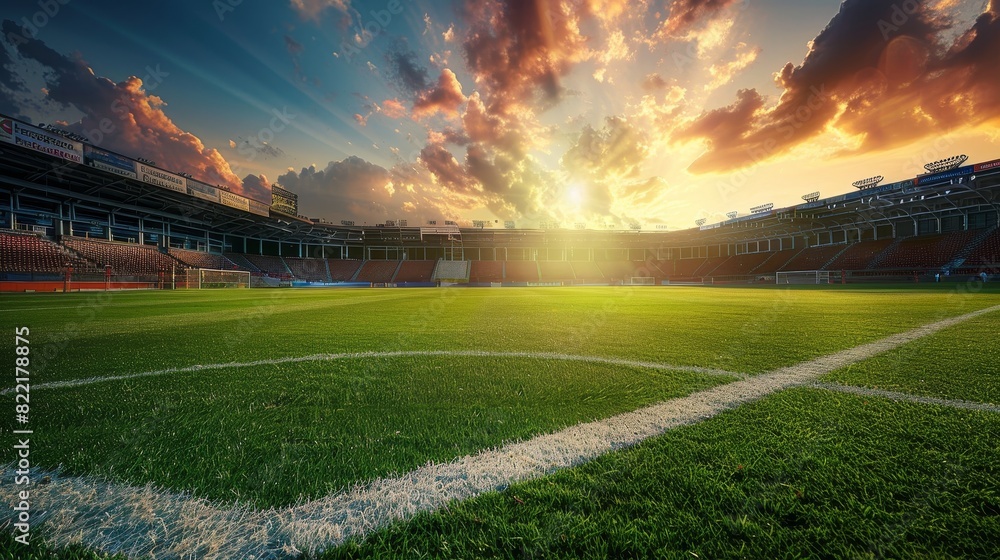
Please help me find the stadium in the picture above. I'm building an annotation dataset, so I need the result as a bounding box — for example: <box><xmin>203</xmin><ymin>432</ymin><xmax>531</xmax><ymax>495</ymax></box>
<box><xmin>2</xmin><ymin>1</ymin><xmax>1000</xmax><ymax>559</ymax></box>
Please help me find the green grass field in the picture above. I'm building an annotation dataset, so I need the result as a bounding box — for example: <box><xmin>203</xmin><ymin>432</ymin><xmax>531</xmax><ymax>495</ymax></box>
<box><xmin>1</xmin><ymin>285</ymin><xmax>998</xmax><ymax>559</ymax></box>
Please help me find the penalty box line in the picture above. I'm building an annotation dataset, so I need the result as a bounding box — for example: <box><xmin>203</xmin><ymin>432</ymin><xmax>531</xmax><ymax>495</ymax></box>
<box><xmin>2</xmin><ymin>304</ymin><xmax>998</xmax><ymax>559</ymax></box>
<box><xmin>811</xmin><ymin>381</ymin><xmax>1000</xmax><ymax>413</ymax></box>
<box><xmin>0</xmin><ymin>350</ymin><xmax>745</xmax><ymax>396</ymax></box>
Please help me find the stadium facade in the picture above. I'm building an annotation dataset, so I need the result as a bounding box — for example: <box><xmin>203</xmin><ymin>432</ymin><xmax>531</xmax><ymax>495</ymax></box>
<box><xmin>1</xmin><ymin>113</ymin><xmax>998</xmax><ymax>290</ymax></box>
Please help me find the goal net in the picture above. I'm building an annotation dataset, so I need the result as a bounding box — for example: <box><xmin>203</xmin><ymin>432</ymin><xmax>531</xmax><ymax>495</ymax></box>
<box><xmin>183</xmin><ymin>268</ymin><xmax>250</xmax><ymax>288</ymax></box>
<box><xmin>775</xmin><ymin>270</ymin><xmax>831</xmax><ymax>285</ymax></box>
<box><xmin>628</xmin><ymin>276</ymin><xmax>656</xmax><ymax>286</ymax></box>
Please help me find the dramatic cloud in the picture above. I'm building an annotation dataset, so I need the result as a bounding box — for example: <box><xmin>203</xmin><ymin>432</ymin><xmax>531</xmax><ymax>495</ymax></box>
<box><xmin>277</xmin><ymin>156</ymin><xmax>400</xmax><ymax>222</ymax></box>
<box><xmin>289</xmin><ymin>0</ymin><xmax>351</xmax><ymax>23</ymax></box>
<box><xmin>656</xmin><ymin>0</ymin><xmax>742</xmax><ymax>39</ymax></box>
<box><xmin>462</xmin><ymin>0</ymin><xmax>590</xmax><ymax>112</ymax></box>
<box><xmin>241</xmin><ymin>174</ymin><xmax>271</xmax><ymax>202</ymax></box>
<box><xmin>380</xmin><ymin>98</ymin><xmax>407</xmax><ymax>119</ymax></box>
<box><xmin>412</xmin><ymin>69</ymin><xmax>467</xmax><ymax>119</ymax></box>
<box><xmin>0</xmin><ymin>21</ymin><xmax>262</xmax><ymax>198</ymax></box>
<box><xmin>673</xmin><ymin>0</ymin><xmax>1000</xmax><ymax>173</ymax></box>
<box><xmin>385</xmin><ymin>39</ymin><xmax>431</xmax><ymax>96</ymax></box>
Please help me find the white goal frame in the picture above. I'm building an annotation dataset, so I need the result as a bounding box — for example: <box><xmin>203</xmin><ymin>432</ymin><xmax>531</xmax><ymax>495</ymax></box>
<box><xmin>628</xmin><ymin>276</ymin><xmax>656</xmax><ymax>286</ymax></box>
<box><xmin>183</xmin><ymin>268</ymin><xmax>251</xmax><ymax>289</ymax></box>
<box><xmin>775</xmin><ymin>270</ymin><xmax>831</xmax><ymax>285</ymax></box>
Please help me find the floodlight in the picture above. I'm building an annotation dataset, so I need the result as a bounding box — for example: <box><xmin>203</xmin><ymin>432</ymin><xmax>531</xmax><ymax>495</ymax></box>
<box><xmin>923</xmin><ymin>155</ymin><xmax>967</xmax><ymax>173</ymax></box>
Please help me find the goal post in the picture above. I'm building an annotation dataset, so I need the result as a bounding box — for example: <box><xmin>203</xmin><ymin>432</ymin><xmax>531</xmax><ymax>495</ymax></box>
<box><xmin>628</xmin><ymin>276</ymin><xmax>656</xmax><ymax>286</ymax></box>
<box><xmin>182</xmin><ymin>268</ymin><xmax>251</xmax><ymax>288</ymax></box>
<box><xmin>775</xmin><ymin>270</ymin><xmax>831</xmax><ymax>285</ymax></box>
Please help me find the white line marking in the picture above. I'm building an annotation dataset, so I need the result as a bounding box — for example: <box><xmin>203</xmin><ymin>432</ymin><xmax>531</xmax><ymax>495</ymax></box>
<box><xmin>2</xmin><ymin>304</ymin><xmax>998</xmax><ymax>559</ymax></box>
<box><xmin>812</xmin><ymin>382</ymin><xmax>1000</xmax><ymax>412</ymax></box>
<box><xmin>0</xmin><ymin>350</ymin><xmax>743</xmax><ymax>396</ymax></box>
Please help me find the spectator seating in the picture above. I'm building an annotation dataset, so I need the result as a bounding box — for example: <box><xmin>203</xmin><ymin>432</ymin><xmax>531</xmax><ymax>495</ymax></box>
<box><xmin>870</xmin><ymin>231</ymin><xmax>979</xmax><ymax>270</ymax></box>
<box><xmin>169</xmin><ymin>248</ymin><xmax>241</xmax><ymax>270</ymax></box>
<box><xmin>223</xmin><ymin>253</ymin><xmax>261</xmax><ymax>272</ymax></box>
<box><xmin>328</xmin><ymin>259</ymin><xmax>364</xmax><ymax>281</ymax></box>
<box><xmin>667</xmin><ymin>258</ymin><xmax>708</xmax><ymax>277</ymax></box>
<box><xmin>394</xmin><ymin>260</ymin><xmax>436</xmax><ymax>282</ymax></box>
<box><xmin>752</xmin><ymin>249</ymin><xmax>802</xmax><ymax>274</ymax></box>
<box><xmin>242</xmin><ymin>255</ymin><xmax>290</xmax><ymax>275</ymax></box>
<box><xmin>962</xmin><ymin>227</ymin><xmax>1000</xmax><ymax>267</ymax></box>
<box><xmin>709</xmin><ymin>252</ymin><xmax>774</xmax><ymax>276</ymax></box>
<box><xmin>504</xmin><ymin>260</ymin><xmax>540</xmax><ymax>282</ymax></box>
<box><xmin>538</xmin><ymin>261</ymin><xmax>575</xmax><ymax>282</ymax></box>
<box><xmin>693</xmin><ymin>256</ymin><xmax>732</xmax><ymax>276</ymax></box>
<box><xmin>433</xmin><ymin>260</ymin><xmax>469</xmax><ymax>280</ymax></box>
<box><xmin>596</xmin><ymin>261</ymin><xmax>640</xmax><ymax>281</ymax></box>
<box><xmin>469</xmin><ymin>260</ymin><xmax>503</xmax><ymax>283</ymax></box>
<box><xmin>0</xmin><ymin>232</ymin><xmax>90</xmax><ymax>273</ymax></box>
<box><xmin>62</xmin><ymin>237</ymin><xmax>179</xmax><ymax>275</ymax></box>
<box><xmin>826</xmin><ymin>238</ymin><xmax>895</xmax><ymax>271</ymax></box>
<box><xmin>284</xmin><ymin>257</ymin><xmax>330</xmax><ymax>282</ymax></box>
<box><xmin>779</xmin><ymin>244</ymin><xmax>847</xmax><ymax>271</ymax></box>
<box><xmin>570</xmin><ymin>261</ymin><xmax>604</xmax><ymax>282</ymax></box>
<box><xmin>356</xmin><ymin>260</ymin><xmax>400</xmax><ymax>283</ymax></box>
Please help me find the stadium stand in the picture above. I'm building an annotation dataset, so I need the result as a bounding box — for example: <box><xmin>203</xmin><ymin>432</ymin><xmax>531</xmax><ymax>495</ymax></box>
<box><xmin>570</xmin><ymin>261</ymin><xmax>604</xmax><ymax>283</ymax></box>
<box><xmin>394</xmin><ymin>260</ymin><xmax>436</xmax><ymax>282</ymax></box>
<box><xmin>0</xmin><ymin>232</ymin><xmax>91</xmax><ymax>273</ymax></box>
<box><xmin>223</xmin><ymin>253</ymin><xmax>261</xmax><ymax>272</ymax></box>
<box><xmin>469</xmin><ymin>260</ymin><xmax>503</xmax><ymax>283</ymax></box>
<box><xmin>709</xmin><ymin>252</ymin><xmax>775</xmax><ymax>276</ymax></box>
<box><xmin>827</xmin><ymin>238</ymin><xmax>896</xmax><ymax>271</ymax></box>
<box><xmin>242</xmin><ymin>254</ymin><xmax>290</xmax><ymax>276</ymax></box>
<box><xmin>169</xmin><ymin>248</ymin><xmax>240</xmax><ymax>270</ymax></box>
<box><xmin>328</xmin><ymin>259</ymin><xmax>364</xmax><ymax>281</ymax></box>
<box><xmin>356</xmin><ymin>260</ymin><xmax>400</xmax><ymax>283</ymax></box>
<box><xmin>961</xmin><ymin>227</ymin><xmax>1000</xmax><ymax>268</ymax></box>
<box><xmin>693</xmin><ymin>256</ymin><xmax>732</xmax><ymax>276</ymax></box>
<box><xmin>596</xmin><ymin>260</ymin><xmax>639</xmax><ymax>281</ymax></box>
<box><xmin>62</xmin><ymin>237</ymin><xmax>180</xmax><ymax>275</ymax></box>
<box><xmin>752</xmin><ymin>249</ymin><xmax>802</xmax><ymax>274</ymax></box>
<box><xmin>504</xmin><ymin>260</ymin><xmax>540</xmax><ymax>282</ymax></box>
<box><xmin>433</xmin><ymin>260</ymin><xmax>469</xmax><ymax>281</ymax></box>
<box><xmin>284</xmin><ymin>257</ymin><xmax>330</xmax><ymax>282</ymax></box>
<box><xmin>538</xmin><ymin>261</ymin><xmax>575</xmax><ymax>282</ymax></box>
<box><xmin>779</xmin><ymin>244</ymin><xmax>847</xmax><ymax>272</ymax></box>
<box><xmin>667</xmin><ymin>258</ymin><xmax>708</xmax><ymax>277</ymax></box>
<box><xmin>868</xmin><ymin>231</ymin><xmax>979</xmax><ymax>270</ymax></box>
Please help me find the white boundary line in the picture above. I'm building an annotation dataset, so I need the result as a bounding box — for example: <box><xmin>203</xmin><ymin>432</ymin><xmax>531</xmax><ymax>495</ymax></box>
<box><xmin>811</xmin><ymin>382</ymin><xmax>1000</xmax><ymax>413</ymax></box>
<box><xmin>2</xmin><ymin>304</ymin><xmax>998</xmax><ymax>559</ymax></box>
<box><xmin>0</xmin><ymin>350</ymin><xmax>744</xmax><ymax>396</ymax></box>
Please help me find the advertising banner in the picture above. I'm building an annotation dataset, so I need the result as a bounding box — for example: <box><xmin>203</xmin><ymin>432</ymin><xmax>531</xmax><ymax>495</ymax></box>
<box><xmin>186</xmin><ymin>179</ymin><xmax>220</xmax><ymax>203</ymax></box>
<box><xmin>137</xmin><ymin>163</ymin><xmax>187</xmax><ymax>193</ymax></box>
<box><xmin>916</xmin><ymin>166</ymin><xmax>974</xmax><ymax>185</ymax></box>
<box><xmin>0</xmin><ymin>117</ymin><xmax>12</xmax><ymax>144</ymax></box>
<box><xmin>974</xmin><ymin>159</ymin><xmax>1000</xmax><ymax>173</ymax></box>
<box><xmin>248</xmin><ymin>199</ymin><xmax>270</xmax><ymax>217</ymax></box>
<box><xmin>220</xmin><ymin>190</ymin><xmax>250</xmax><ymax>211</ymax></box>
<box><xmin>12</xmin><ymin>120</ymin><xmax>83</xmax><ymax>163</ymax></box>
<box><xmin>84</xmin><ymin>146</ymin><xmax>137</xmax><ymax>180</ymax></box>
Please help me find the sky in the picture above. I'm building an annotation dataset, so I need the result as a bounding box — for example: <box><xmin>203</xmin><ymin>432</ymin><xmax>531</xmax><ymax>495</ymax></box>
<box><xmin>1</xmin><ymin>0</ymin><xmax>998</xmax><ymax>229</ymax></box>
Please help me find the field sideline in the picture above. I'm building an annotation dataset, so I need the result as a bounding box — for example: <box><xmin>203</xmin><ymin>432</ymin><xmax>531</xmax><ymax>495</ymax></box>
<box><xmin>1</xmin><ymin>285</ymin><xmax>999</xmax><ymax>558</ymax></box>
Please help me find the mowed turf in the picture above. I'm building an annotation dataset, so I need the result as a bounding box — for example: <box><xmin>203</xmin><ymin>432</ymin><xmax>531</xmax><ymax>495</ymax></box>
<box><xmin>326</xmin><ymin>387</ymin><xmax>1000</xmax><ymax>559</ymax></box>
<box><xmin>29</xmin><ymin>356</ymin><xmax>731</xmax><ymax>508</ymax></box>
<box><xmin>2</xmin><ymin>285</ymin><xmax>999</xmax><ymax>559</ymax></box>
<box><xmin>2</xmin><ymin>285</ymin><xmax>998</xmax><ymax>385</ymax></box>
<box><xmin>823</xmin><ymin>313</ymin><xmax>1000</xmax><ymax>404</ymax></box>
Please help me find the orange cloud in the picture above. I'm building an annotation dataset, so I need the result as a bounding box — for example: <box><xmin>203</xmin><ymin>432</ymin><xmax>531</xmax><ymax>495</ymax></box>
<box><xmin>412</xmin><ymin>69</ymin><xmax>467</xmax><ymax>119</ymax></box>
